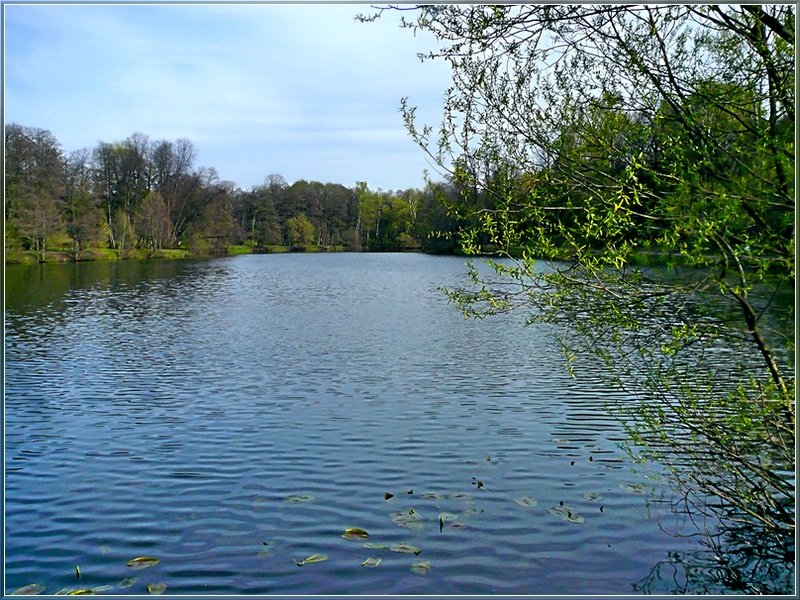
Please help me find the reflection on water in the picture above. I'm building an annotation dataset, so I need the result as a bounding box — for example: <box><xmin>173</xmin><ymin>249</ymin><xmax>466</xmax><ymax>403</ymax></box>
<box><xmin>4</xmin><ymin>253</ymin><xmax>790</xmax><ymax>594</ymax></box>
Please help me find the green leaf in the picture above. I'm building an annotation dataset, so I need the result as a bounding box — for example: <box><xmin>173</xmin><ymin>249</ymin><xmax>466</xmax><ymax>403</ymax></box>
<box><xmin>547</xmin><ymin>505</ymin><xmax>585</xmax><ymax>524</ymax></box>
<box><xmin>410</xmin><ymin>560</ymin><xmax>432</xmax><ymax>575</ymax></box>
<box><xmin>147</xmin><ymin>583</ymin><xmax>167</xmax><ymax>595</ymax></box>
<box><xmin>12</xmin><ymin>584</ymin><xmax>46</xmax><ymax>595</ymax></box>
<box><xmin>284</xmin><ymin>494</ymin><xmax>314</xmax><ymax>504</ymax></box>
<box><xmin>295</xmin><ymin>553</ymin><xmax>328</xmax><ymax>566</ymax></box>
<box><xmin>419</xmin><ymin>492</ymin><xmax>444</xmax><ymax>500</ymax></box>
<box><xmin>513</xmin><ymin>496</ymin><xmax>538</xmax><ymax>507</ymax></box>
<box><xmin>619</xmin><ymin>482</ymin><xmax>645</xmax><ymax>494</ymax></box>
<box><xmin>361</xmin><ymin>557</ymin><xmax>382</xmax><ymax>568</ymax></box>
<box><xmin>390</xmin><ymin>509</ymin><xmax>424</xmax><ymax>530</ymax></box>
<box><xmin>390</xmin><ymin>542</ymin><xmax>421</xmax><ymax>555</ymax></box>
<box><xmin>126</xmin><ymin>556</ymin><xmax>159</xmax><ymax>570</ymax></box>
<box><xmin>342</xmin><ymin>527</ymin><xmax>369</xmax><ymax>540</ymax></box>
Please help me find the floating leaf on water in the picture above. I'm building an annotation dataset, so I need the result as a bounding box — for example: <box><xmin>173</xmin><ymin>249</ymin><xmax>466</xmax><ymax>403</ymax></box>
<box><xmin>284</xmin><ymin>494</ymin><xmax>314</xmax><ymax>504</ymax></box>
<box><xmin>390</xmin><ymin>542</ymin><xmax>421</xmax><ymax>555</ymax></box>
<box><xmin>463</xmin><ymin>507</ymin><xmax>484</xmax><ymax>516</ymax></box>
<box><xmin>438</xmin><ymin>512</ymin><xmax>458</xmax><ymax>521</ymax></box>
<box><xmin>419</xmin><ymin>492</ymin><xmax>443</xmax><ymax>500</ymax></box>
<box><xmin>620</xmin><ymin>482</ymin><xmax>645</xmax><ymax>494</ymax></box>
<box><xmin>126</xmin><ymin>556</ymin><xmax>159</xmax><ymax>570</ymax></box>
<box><xmin>59</xmin><ymin>586</ymin><xmax>108</xmax><ymax>596</ymax></box>
<box><xmin>361</xmin><ymin>557</ymin><xmax>382</xmax><ymax>568</ymax></box>
<box><xmin>147</xmin><ymin>582</ymin><xmax>167</xmax><ymax>595</ymax></box>
<box><xmin>362</xmin><ymin>542</ymin><xmax>388</xmax><ymax>549</ymax></box>
<box><xmin>449</xmin><ymin>493</ymin><xmax>472</xmax><ymax>501</ymax></box>
<box><xmin>410</xmin><ymin>560</ymin><xmax>431</xmax><ymax>575</ymax></box>
<box><xmin>342</xmin><ymin>527</ymin><xmax>369</xmax><ymax>540</ymax></box>
<box><xmin>548</xmin><ymin>505</ymin><xmax>585</xmax><ymax>524</ymax></box>
<box><xmin>384</xmin><ymin>492</ymin><xmax>394</xmax><ymax>500</ymax></box>
<box><xmin>514</xmin><ymin>496</ymin><xmax>538</xmax><ymax>507</ymax></box>
<box><xmin>389</xmin><ymin>511</ymin><xmax>424</xmax><ymax>530</ymax></box>
<box><xmin>118</xmin><ymin>578</ymin><xmax>137</xmax><ymax>589</ymax></box>
<box><xmin>12</xmin><ymin>584</ymin><xmax>46</xmax><ymax>595</ymax></box>
<box><xmin>582</xmin><ymin>492</ymin><xmax>604</xmax><ymax>502</ymax></box>
<box><xmin>566</xmin><ymin>513</ymin><xmax>585</xmax><ymax>523</ymax></box>
<box><xmin>295</xmin><ymin>553</ymin><xmax>328</xmax><ymax>566</ymax></box>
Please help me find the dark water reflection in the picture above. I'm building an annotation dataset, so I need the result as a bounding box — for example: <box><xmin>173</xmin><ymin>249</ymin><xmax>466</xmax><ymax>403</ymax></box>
<box><xmin>2</xmin><ymin>253</ymin><xmax>774</xmax><ymax>594</ymax></box>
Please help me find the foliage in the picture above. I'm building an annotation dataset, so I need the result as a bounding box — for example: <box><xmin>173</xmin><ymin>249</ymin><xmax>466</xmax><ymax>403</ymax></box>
<box><xmin>384</xmin><ymin>4</ymin><xmax>795</xmax><ymax>592</ymax></box>
<box><xmin>5</xmin><ymin>126</ymin><xmax>459</xmax><ymax>259</ymax></box>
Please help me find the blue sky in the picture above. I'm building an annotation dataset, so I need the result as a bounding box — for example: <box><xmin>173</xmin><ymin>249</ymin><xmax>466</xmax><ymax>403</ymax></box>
<box><xmin>3</xmin><ymin>3</ymin><xmax>453</xmax><ymax>191</ymax></box>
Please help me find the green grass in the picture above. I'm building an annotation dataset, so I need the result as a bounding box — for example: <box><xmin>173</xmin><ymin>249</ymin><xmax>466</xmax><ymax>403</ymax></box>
<box><xmin>226</xmin><ymin>245</ymin><xmax>253</xmax><ymax>256</ymax></box>
<box><xmin>151</xmin><ymin>248</ymin><xmax>190</xmax><ymax>259</ymax></box>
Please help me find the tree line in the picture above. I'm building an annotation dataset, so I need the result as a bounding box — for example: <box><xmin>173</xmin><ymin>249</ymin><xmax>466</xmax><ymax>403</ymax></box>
<box><xmin>4</xmin><ymin>124</ymin><xmax>462</xmax><ymax>261</ymax></box>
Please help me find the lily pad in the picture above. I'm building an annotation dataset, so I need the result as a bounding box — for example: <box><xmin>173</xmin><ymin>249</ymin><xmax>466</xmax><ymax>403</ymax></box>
<box><xmin>61</xmin><ymin>588</ymin><xmax>108</xmax><ymax>596</ymax></box>
<box><xmin>361</xmin><ymin>557</ymin><xmax>382</xmax><ymax>568</ymax></box>
<box><xmin>449</xmin><ymin>493</ymin><xmax>472</xmax><ymax>501</ymax></box>
<box><xmin>147</xmin><ymin>582</ymin><xmax>167</xmax><ymax>595</ymax></box>
<box><xmin>410</xmin><ymin>560</ymin><xmax>431</xmax><ymax>575</ymax></box>
<box><xmin>126</xmin><ymin>556</ymin><xmax>159</xmax><ymax>570</ymax></box>
<box><xmin>390</xmin><ymin>542</ymin><xmax>421</xmax><ymax>555</ymax></box>
<box><xmin>294</xmin><ymin>553</ymin><xmax>328</xmax><ymax>566</ymax></box>
<box><xmin>620</xmin><ymin>482</ymin><xmax>645</xmax><ymax>494</ymax></box>
<box><xmin>12</xmin><ymin>584</ymin><xmax>46</xmax><ymax>595</ymax></box>
<box><xmin>284</xmin><ymin>494</ymin><xmax>314</xmax><ymax>504</ymax></box>
<box><xmin>118</xmin><ymin>578</ymin><xmax>138</xmax><ymax>589</ymax></box>
<box><xmin>548</xmin><ymin>505</ymin><xmax>586</xmax><ymax>524</ymax></box>
<box><xmin>514</xmin><ymin>496</ymin><xmax>538</xmax><ymax>507</ymax></box>
<box><xmin>390</xmin><ymin>509</ymin><xmax>424</xmax><ymax>530</ymax></box>
<box><xmin>342</xmin><ymin>527</ymin><xmax>369</xmax><ymax>540</ymax></box>
<box><xmin>419</xmin><ymin>492</ymin><xmax>443</xmax><ymax>500</ymax></box>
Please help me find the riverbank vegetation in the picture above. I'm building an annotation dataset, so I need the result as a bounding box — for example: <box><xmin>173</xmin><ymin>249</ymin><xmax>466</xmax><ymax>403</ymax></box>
<box><xmin>5</xmin><ymin>124</ymin><xmax>465</xmax><ymax>263</ymax></box>
<box><xmin>375</xmin><ymin>4</ymin><xmax>794</xmax><ymax>593</ymax></box>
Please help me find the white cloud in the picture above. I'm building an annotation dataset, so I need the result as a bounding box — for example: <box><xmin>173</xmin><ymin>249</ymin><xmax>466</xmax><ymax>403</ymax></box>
<box><xmin>4</xmin><ymin>4</ymin><xmax>452</xmax><ymax>190</ymax></box>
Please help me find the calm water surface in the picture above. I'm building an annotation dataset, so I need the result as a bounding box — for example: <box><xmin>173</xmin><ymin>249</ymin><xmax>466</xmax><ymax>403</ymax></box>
<box><xmin>6</xmin><ymin>253</ymin><xmax>718</xmax><ymax>594</ymax></box>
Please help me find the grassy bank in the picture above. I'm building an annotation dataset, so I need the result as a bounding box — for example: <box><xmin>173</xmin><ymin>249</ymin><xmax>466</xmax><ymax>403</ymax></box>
<box><xmin>5</xmin><ymin>243</ymin><xmax>359</xmax><ymax>264</ymax></box>
<box><xmin>5</xmin><ymin>247</ymin><xmax>192</xmax><ymax>264</ymax></box>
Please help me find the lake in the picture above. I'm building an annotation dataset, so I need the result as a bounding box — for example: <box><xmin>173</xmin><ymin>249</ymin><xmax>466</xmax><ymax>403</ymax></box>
<box><xmin>2</xmin><ymin>253</ymin><xmax>759</xmax><ymax>594</ymax></box>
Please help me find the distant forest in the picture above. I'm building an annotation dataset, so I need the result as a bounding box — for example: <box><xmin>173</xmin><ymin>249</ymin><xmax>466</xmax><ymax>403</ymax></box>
<box><xmin>4</xmin><ymin>124</ymin><xmax>462</xmax><ymax>261</ymax></box>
